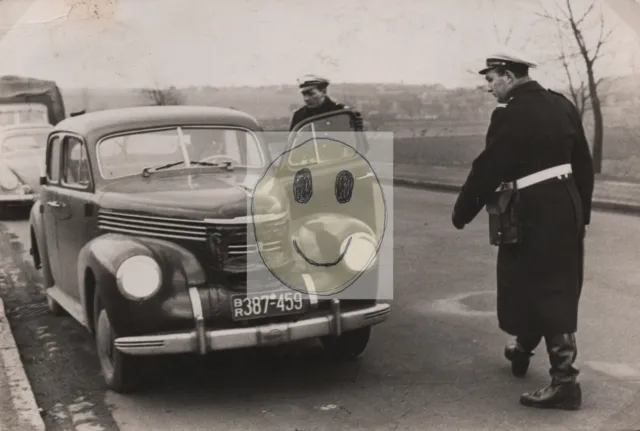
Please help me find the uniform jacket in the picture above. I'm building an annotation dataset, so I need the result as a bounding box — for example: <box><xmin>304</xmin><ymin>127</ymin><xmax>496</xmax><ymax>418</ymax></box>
<box><xmin>288</xmin><ymin>97</ymin><xmax>346</xmax><ymax>131</ymax></box>
<box><xmin>452</xmin><ymin>80</ymin><xmax>595</xmax><ymax>335</ymax></box>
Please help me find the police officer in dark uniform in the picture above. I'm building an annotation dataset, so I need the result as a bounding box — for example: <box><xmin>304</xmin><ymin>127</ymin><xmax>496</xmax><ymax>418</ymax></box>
<box><xmin>289</xmin><ymin>74</ymin><xmax>363</xmax><ymax>132</ymax></box>
<box><xmin>451</xmin><ymin>50</ymin><xmax>595</xmax><ymax>410</ymax></box>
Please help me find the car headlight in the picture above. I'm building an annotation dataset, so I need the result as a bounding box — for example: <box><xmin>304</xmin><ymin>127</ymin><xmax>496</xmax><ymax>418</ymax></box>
<box><xmin>116</xmin><ymin>255</ymin><xmax>162</xmax><ymax>300</ymax></box>
<box><xmin>0</xmin><ymin>168</ymin><xmax>19</xmax><ymax>190</ymax></box>
<box><xmin>339</xmin><ymin>233</ymin><xmax>378</xmax><ymax>273</ymax></box>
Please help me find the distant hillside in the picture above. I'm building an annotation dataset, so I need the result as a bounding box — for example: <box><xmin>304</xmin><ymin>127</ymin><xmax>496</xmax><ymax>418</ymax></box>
<box><xmin>62</xmin><ymin>74</ymin><xmax>640</xmax><ymax>136</ymax></box>
<box><xmin>54</xmin><ymin>75</ymin><xmax>640</xmax><ymax>178</ymax></box>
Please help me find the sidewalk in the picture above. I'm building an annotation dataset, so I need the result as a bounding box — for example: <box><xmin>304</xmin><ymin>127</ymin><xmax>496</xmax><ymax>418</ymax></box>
<box><xmin>0</xmin><ymin>298</ymin><xmax>45</xmax><ymax>431</ymax></box>
<box><xmin>390</xmin><ymin>163</ymin><xmax>640</xmax><ymax>215</ymax></box>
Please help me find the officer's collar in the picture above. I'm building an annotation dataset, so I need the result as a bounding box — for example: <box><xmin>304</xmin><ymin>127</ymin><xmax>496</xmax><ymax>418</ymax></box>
<box><xmin>306</xmin><ymin>96</ymin><xmax>333</xmax><ymax>109</ymax></box>
<box><xmin>506</xmin><ymin>80</ymin><xmax>544</xmax><ymax>100</ymax></box>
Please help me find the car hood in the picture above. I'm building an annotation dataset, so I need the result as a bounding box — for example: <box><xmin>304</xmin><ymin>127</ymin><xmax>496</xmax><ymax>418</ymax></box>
<box><xmin>0</xmin><ymin>150</ymin><xmax>44</xmax><ymax>191</ymax></box>
<box><xmin>98</xmin><ymin>170</ymin><xmax>284</xmax><ymax>220</ymax></box>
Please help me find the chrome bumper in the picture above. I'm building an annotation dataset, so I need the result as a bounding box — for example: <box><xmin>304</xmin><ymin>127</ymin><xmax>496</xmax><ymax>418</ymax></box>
<box><xmin>114</xmin><ymin>288</ymin><xmax>391</xmax><ymax>356</ymax></box>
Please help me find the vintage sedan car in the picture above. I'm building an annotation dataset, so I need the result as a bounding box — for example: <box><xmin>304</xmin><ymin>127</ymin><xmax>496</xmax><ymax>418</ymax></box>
<box><xmin>29</xmin><ymin>105</ymin><xmax>390</xmax><ymax>393</ymax></box>
<box><xmin>0</xmin><ymin>123</ymin><xmax>53</xmax><ymax>216</ymax></box>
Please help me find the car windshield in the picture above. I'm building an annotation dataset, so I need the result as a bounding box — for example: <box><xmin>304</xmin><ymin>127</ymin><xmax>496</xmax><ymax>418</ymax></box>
<box><xmin>0</xmin><ymin>133</ymin><xmax>49</xmax><ymax>153</ymax></box>
<box><xmin>97</xmin><ymin>127</ymin><xmax>265</xmax><ymax>179</ymax></box>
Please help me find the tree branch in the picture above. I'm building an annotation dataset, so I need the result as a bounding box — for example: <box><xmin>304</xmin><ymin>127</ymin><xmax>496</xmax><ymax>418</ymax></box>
<box><xmin>559</xmin><ymin>0</ymin><xmax>572</xmax><ymax>22</ymax></box>
<box><xmin>564</xmin><ymin>3</ymin><xmax>592</xmax><ymax>68</ymax></box>
<box><xmin>533</xmin><ymin>10</ymin><xmax>564</xmax><ymax>24</ymax></box>
<box><xmin>591</xmin><ymin>10</ymin><xmax>614</xmax><ymax>63</ymax></box>
<box><xmin>534</xmin><ymin>0</ymin><xmax>563</xmax><ymax>24</ymax></box>
<box><xmin>578</xmin><ymin>80</ymin><xmax>594</xmax><ymax>118</ymax></box>
<box><xmin>491</xmin><ymin>0</ymin><xmax>501</xmax><ymax>44</ymax></box>
<box><xmin>556</xmin><ymin>22</ymin><xmax>582</xmax><ymax>111</ymax></box>
<box><xmin>504</xmin><ymin>25</ymin><xmax>514</xmax><ymax>46</ymax></box>
<box><xmin>491</xmin><ymin>0</ymin><xmax>515</xmax><ymax>46</ymax></box>
<box><xmin>573</xmin><ymin>0</ymin><xmax>597</xmax><ymax>27</ymax></box>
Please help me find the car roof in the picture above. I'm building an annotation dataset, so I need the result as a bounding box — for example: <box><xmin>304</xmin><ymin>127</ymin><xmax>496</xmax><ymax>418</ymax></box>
<box><xmin>52</xmin><ymin>105</ymin><xmax>264</xmax><ymax>140</ymax></box>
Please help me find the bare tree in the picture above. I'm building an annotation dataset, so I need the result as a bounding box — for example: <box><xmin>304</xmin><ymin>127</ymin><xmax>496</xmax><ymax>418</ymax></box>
<box><xmin>536</xmin><ymin>0</ymin><xmax>614</xmax><ymax>173</ymax></box>
<box><xmin>141</xmin><ymin>85</ymin><xmax>184</xmax><ymax>106</ymax></box>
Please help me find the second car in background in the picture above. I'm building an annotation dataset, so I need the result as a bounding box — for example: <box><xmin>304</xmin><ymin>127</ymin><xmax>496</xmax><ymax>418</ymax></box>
<box><xmin>0</xmin><ymin>123</ymin><xmax>53</xmax><ymax>216</ymax></box>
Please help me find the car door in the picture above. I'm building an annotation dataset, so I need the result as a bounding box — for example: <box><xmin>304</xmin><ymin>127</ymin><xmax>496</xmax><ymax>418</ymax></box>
<box><xmin>41</xmin><ymin>134</ymin><xmax>63</xmax><ymax>287</ymax></box>
<box><xmin>283</xmin><ymin>110</ymin><xmax>380</xmax><ymax>233</ymax></box>
<box><xmin>55</xmin><ymin>135</ymin><xmax>94</xmax><ymax>301</ymax></box>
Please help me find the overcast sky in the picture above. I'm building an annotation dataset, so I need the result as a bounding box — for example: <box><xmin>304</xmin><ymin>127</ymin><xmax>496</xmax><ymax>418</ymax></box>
<box><xmin>0</xmin><ymin>0</ymin><xmax>638</xmax><ymax>89</ymax></box>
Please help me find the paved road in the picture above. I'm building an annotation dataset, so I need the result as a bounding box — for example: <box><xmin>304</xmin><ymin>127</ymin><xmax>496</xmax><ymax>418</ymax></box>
<box><xmin>2</xmin><ymin>186</ymin><xmax>640</xmax><ymax>430</ymax></box>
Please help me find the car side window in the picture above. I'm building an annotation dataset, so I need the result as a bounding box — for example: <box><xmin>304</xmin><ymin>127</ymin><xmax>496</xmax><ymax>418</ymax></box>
<box><xmin>62</xmin><ymin>137</ymin><xmax>91</xmax><ymax>188</ymax></box>
<box><xmin>46</xmin><ymin>136</ymin><xmax>61</xmax><ymax>183</ymax></box>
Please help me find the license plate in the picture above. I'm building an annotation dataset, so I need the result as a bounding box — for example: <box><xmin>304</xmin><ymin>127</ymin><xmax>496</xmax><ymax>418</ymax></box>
<box><xmin>230</xmin><ymin>291</ymin><xmax>309</xmax><ymax>321</ymax></box>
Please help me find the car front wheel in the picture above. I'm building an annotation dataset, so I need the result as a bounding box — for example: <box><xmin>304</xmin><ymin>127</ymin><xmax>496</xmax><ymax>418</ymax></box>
<box><xmin>320</xmin><ymin>327</ymin><xmax>371</xmax><ymax>360</ymax></box>
<box><xmin>94</xmin><ymin>294</ymin><xmax>140</xmax><ymax>393</ymax></box>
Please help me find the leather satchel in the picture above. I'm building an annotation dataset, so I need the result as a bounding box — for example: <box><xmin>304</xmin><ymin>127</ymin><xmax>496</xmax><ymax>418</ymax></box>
<box><xmin>485</xmin><ymin>184</ymin><xmax>522</xmax><ymax>246</ymax></box>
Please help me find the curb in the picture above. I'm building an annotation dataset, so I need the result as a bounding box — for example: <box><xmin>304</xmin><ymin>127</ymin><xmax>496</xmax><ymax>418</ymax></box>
<box><xmin>0</xmin><ymin>298</ymin><xmax>46</xmax><ymax>431</ymax></box>
<box><xmin>391</xmin><ymin>177</ymin><xmax>640</xmax><ymax>216</ymax></box>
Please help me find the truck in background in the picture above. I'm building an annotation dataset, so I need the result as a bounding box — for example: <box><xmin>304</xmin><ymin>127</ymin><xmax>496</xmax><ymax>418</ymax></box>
<box><xmin>0</xmin><ymin>75</ymin><xmax>66</xmax><ymax>126</ymax></box>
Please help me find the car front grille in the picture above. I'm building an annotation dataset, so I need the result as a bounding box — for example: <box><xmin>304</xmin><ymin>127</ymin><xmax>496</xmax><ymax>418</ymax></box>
<box><xmin>97</xmin><ymin>210</ymin><xmax>209</xmax><ymax>242</ymax></box>
<box><xmin>97</xmin><ymin>209</ymin><xmax>289</xmax><ymax>274</ymax></box>
<box><xmin>207</xmin><ymin>218</ymin><xmax>289</xmax><ymax>273</ymax></box>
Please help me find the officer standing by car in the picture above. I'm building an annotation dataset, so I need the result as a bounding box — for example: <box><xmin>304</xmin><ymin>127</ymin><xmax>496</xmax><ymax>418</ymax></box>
<box><xmin>289</xmin><ymin>74</ymin><xmax>363</xmax><ymax>132</ymax></box>
<box><xmin>450</xmin><ymin>50</ymin><xmax>595</xmax><ymax>410</ymax></box>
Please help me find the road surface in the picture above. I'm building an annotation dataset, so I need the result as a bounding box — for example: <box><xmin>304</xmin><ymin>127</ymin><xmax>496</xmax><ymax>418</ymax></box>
<box><xmin>1</xmin><ymin>186</ymin><xmax>640</xmax><ymax>430</ymax></box>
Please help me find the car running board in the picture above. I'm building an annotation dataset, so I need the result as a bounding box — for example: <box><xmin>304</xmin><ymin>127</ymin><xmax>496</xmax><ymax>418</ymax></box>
<box><xmin>46</xmin><ymin>286</ymin><xmax>89</xmax><ymax>328</ymax></box>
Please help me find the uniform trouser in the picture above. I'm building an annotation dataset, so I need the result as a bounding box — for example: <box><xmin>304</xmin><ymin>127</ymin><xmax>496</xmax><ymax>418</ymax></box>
<box><xmin>516</xmin><ymin>333</ymin><xmax>580</xmax><ymax>383</ymax></box>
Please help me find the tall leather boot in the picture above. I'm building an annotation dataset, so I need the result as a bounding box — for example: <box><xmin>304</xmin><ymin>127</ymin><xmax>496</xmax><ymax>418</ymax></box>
<box><xmin>519</xmin><ymin>334</ymin><xmax>581</xmax><ymax>410</ymax></box>
<box><xmin>504</xmin><ymin>334</ymin><xmax>541</xmax><ymax>377</ymax></box>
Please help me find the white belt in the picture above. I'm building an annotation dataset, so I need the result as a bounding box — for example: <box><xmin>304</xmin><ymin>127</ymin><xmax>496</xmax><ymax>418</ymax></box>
<box><xmin>498</xmin><ymin>164</ymin><xmax>572</xmax><ymax>191</ymax></box>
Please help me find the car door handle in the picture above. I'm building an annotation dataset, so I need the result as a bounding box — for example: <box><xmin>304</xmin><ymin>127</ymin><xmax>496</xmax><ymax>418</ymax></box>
<box><xmin>47</xmin><ymin>201</ymin><xmax>64</xmax><ymax>208</ymax></box>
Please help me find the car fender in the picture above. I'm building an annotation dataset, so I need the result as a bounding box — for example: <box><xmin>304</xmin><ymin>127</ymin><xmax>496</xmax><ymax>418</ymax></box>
<box><xmin>28</xmin><ymin>199</ymin><xmax>54</xmax><ymax>286</ymax></box>
<box><xmin>77</xmin><ymin>233</ymin><xmax>206</xmax><ymax>332</ymax></box>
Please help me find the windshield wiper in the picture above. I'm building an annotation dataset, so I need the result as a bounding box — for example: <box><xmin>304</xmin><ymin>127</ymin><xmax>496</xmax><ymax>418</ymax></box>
<box><xmin>141</xmin><ymin>160</ymin><xmax>233</xmax><ymax>177</ymax></box>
